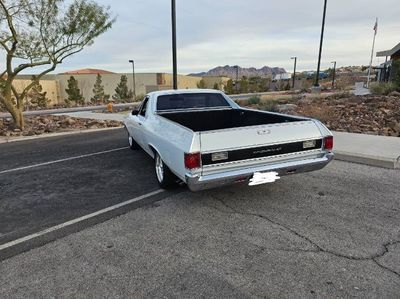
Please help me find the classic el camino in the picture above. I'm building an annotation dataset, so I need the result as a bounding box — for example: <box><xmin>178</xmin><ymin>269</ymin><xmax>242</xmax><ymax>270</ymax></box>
<box><xmin>124</xmin><ymin>90</ymin><xmax>334</xmax><ymax>191</ymax></box>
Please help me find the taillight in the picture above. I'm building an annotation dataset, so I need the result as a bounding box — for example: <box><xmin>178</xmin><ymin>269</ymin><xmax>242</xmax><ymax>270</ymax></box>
<box><xmin>324</xmin><ymin>136</ymin><xmax>333</xmax><ymax>151</ymax></box>
<box><xmin>184</xmin><ymin>152</ymin><xmax>201</xmax><ymax>169</ymax></box>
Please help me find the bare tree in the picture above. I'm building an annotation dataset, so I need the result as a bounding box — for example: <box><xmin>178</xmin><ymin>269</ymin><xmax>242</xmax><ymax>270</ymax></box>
<box><xmin>0</xmin><ymin>0</ymin><xmax>115</xmax><ymax>128</ymax></box>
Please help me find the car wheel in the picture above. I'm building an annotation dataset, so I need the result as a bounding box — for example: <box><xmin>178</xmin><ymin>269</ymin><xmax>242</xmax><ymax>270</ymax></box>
<box><xmin>154</xmin><ymin>153</ymin><xmax>175</xmax><ymax>189</ymax></box>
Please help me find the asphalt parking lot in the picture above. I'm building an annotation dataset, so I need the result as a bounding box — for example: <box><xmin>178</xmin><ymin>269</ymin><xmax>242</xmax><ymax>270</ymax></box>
<box><xmin>0</xmin><ymin>129</ymin><xmax>399</xmax><ymax>298</ymax></box>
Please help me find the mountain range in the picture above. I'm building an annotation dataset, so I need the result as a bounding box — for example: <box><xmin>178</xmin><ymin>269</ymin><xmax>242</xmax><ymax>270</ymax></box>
<box><xmin>189</xmin><ymin>65</ymin><xmax>286</xmax><ymax>78</ymax></box>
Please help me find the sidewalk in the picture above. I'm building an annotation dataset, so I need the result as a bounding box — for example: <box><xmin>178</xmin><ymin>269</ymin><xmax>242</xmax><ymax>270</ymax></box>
<box><xmin>333</xmin><ymin>131</ymin><xmax>399</xmax><ymax>169</ymax></box>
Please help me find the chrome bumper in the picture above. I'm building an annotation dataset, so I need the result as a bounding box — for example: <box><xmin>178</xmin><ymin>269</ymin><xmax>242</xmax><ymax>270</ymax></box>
<box><xmin>185</xmin><ymin>152</ymin><xmax>334</xmax><ymax>191</ymax></box>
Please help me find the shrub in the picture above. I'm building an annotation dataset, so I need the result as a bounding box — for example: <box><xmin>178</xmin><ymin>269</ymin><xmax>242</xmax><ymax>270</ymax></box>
<box><xmin>370</xmin><ymin>82</ymin><xmax>397</xmax><ymax>95</ymax></box>
<box><xmin>248</xmin><ymin>96</ymin><xmax>261</xmax><ymax>105</ymax></box>
<box><xmin>262</xmin><ymin>99</ymin><xmax>280</xmax><ymax>112</ymax></box>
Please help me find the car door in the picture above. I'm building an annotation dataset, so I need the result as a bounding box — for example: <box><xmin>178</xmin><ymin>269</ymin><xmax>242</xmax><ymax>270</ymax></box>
<box><xmin>129</xmin><ymin>97</ymin><xmax>149</xmax><ymax>147</ymax></box>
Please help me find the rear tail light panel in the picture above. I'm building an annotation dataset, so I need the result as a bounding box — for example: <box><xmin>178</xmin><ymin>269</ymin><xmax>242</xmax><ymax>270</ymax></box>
<box><xmin>323</xmin><ymin>136</ymin><xmax>333</xmax><ymax>151</ymax></box>
<box><xmin>184</xmin><ymin>152</ymin><xmax>201</xmax><ymax>170</ymax></box>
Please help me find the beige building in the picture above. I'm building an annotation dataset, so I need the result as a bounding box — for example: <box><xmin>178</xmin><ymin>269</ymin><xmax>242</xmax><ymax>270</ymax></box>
<box><xmin>15</xmin><ymin>69</ymin><xmax>228</xmax><ymax>106</ymax></box>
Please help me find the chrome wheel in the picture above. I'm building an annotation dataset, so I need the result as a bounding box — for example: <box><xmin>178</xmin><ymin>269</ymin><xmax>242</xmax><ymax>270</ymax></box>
<box><xmin>155</xmin><ymin>154</ymin><xmax>164</xmax><ymax>183</ymax></box>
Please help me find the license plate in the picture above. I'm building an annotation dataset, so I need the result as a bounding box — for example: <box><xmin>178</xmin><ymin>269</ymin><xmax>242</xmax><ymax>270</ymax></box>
<box><xmin>303</xmin><ymin>140</ymin><xmax>316</xmax><ymax>149</ymax></box>
<box><xmin>211</xmin><ymin>151</ymin><xmax>228</xmax><ymax>162</ymax></box>
<box><xmin>249</xmin><ymin>172</ymin><xmax>280</xmax><ymax>186</ymax></box>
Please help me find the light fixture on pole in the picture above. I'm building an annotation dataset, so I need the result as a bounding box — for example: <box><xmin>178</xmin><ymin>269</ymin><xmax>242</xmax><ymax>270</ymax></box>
<box><xmin>171</xmin><ymin>0</ymin><xmax>178</xmax><ymax>89</ymax></box>
<box><xmin>331</xmin><ymin>61</ymin><xmax>336</xmax><ymax>89</ymax></box>
<box><xmin>291</xmin><ymin>57</ymin><xmax>297</xmax><ymax>89</ymax></box>
<box><xmin>315</xmin><ymin>0</ymin><xmax>328</xmax><ymax>87</ymax></box>
<box><xmin>128</xmin><ymin>60</ymin><xmax>136</xmax><ymax>99</ymax></box>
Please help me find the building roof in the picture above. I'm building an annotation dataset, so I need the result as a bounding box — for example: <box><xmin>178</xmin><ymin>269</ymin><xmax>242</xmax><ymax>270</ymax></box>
<box><xmin>61</xmin><ymin>68</ymin><xmax>116</xmax><ymax>75</ymax></box>
<box><xmin>377</xmin><ymin>42</ymin><xmax>400</xmax><ymax>57</ymax></box>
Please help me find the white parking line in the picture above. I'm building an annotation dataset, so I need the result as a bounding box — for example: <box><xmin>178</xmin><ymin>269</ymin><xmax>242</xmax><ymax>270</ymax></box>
<box><xmin>0</xmin><ymin>147</ymin><xmax>129</xmax><ymax>175</ymax></box>
<box><xmin>0</xmin><ymin>189</ymin><xmax>165</xmax><ymax>252</ymax></box>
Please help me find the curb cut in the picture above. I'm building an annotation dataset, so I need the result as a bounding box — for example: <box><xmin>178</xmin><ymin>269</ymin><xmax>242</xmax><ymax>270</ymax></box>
<box><xmin>334</xmin><ymin>151</ymin><xmax>399</xmax><ymax>170</ymax></box>
<box><xmin>0</xmin><ymin>126</ymin><xmax>124</xmax><ymax>144</ymax></box>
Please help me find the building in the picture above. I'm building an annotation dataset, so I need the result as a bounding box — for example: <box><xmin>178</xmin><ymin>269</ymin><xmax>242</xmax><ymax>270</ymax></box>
<box><xmin>14</xmin><ymin>70</ymin><xmax>215</xmax><ymax>105</ymax></box>
<box><xmin>376</xmin><ymin>42</ymin><xmax>400</xmax><ymax>82</ymax></box>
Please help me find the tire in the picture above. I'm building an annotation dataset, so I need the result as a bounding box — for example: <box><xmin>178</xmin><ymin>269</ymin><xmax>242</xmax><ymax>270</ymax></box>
<box><xmin>154</xmin><ymin>152</ymin><xmax>176</xmax><ymax>189</ymax></box>
<box><xmin>127</xmin><ymin>130</ymin><xmax>140</xmax><ymax>150</ymax></box>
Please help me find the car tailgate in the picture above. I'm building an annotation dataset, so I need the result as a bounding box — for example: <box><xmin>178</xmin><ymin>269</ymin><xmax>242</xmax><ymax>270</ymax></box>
<box><xmin>200</xmin><ymin>120</ymin><xmax>322</xmax><ymax>152</ymax></box>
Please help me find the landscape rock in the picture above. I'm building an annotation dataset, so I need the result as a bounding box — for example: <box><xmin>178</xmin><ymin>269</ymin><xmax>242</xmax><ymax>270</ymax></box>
<box><xmin>0</xmin><ymin>115</ymin><xmax>122</xmax><ymax>137</ymax></box>
<box><xmin>292</xmin><ymin>94</ymin><xmax>400</xmax><ymax>137</ymax></box>
<box><xmin>276</xmin><ymin>104</ymin><xmax>298</xmax><ymax>113</ymax></box>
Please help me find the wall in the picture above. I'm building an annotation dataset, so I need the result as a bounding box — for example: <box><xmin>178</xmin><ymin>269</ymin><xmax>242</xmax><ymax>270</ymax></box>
<box><xmin>13</xmin><ymin>79</ymin><xmax>60</xmax><ymax>105</ymax></box>
<box><xmin>57</xmin><ymin>73</ymin><xmax>158</xmax><ymax>101</ymax></box>
<box><xmin>162</xmin><ymin>74</ymin><xmax>202</xmax><ymax>89</ymax></box>
<box><xmin>13</xmin><ymin>73</ymin><xmax>231</xmax><ymax>105</ymax></box>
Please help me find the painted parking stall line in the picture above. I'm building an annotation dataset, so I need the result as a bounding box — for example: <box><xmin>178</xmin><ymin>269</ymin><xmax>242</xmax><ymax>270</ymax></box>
<box><xmin>0</xmin><ymin>147</ymin><xmax>129</xmax><ymax>175</ymax></box>
<box><xmin>0</xmin><ymin>189</ymin><xmax>165</xmax><ymax>253</ymax></box>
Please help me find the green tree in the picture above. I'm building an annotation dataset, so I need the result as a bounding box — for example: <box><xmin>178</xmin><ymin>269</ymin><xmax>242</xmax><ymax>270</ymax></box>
<box><xmin>0</xmin><ymin>0</ymin><xmax>115</xmax><ymax>129</ymax></box>
<box><xmin>65</xmin><ymin>76</ymin><xmax>84</xmax><ymax>105</ymax></box>
<box><xmin>239</xmin><ymin>76</ymin><xmax>249</xmax><ymax>93</ymax></box>
<box><xmin>258</xmin><ymin>78</ymin><xmax>270</xmax><ymax>92</ymax></box>
<box><xmin>225</xmin><ymin>79</ymin><xmax>234</xmax><ymax>94</ymax></box>
<box><xmin>115</xmin><ymin>75</ymin><xmax>133</xmax><ymax>102</ymax></box>
<box><xmin>248</xmin><ymin>76</ymin><xmax>260</xmax><ymax>93</ymax></box>
<box><xmin>26</xmin><ymin>78</ymin><xmax>49</xmax><ymax>108</ymax></box>
<box><xmin>213</xmin><ymin>83</ymin><xmax>219</xmax><ymax>90</ymax></box>
<box><xmin>197</xmin><ymin>79</ymin><xmax>207</xmax><ymax>89</ymax></box>
<box><xmin>92</xmin><ymin>73</ymin><xmax>105</xmax><ymax>104</ymax></box>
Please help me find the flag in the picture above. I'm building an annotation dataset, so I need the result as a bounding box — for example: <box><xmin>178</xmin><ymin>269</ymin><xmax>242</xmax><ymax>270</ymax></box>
<box><xmin>373</xmin><ymin>19</ymin><xmax>378</xmax><ymax>35</ymax></box>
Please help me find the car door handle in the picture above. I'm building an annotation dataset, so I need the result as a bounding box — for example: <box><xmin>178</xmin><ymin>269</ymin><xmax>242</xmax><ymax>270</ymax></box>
<box><xmin>138</xmin><ymin>122</ymin><xmax>142</xmax><ymax>126</ymax></box>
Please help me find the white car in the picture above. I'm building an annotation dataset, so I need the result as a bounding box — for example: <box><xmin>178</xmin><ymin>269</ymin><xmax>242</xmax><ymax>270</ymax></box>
<box><xmin>124</xmin><ymin>89</ymin><xmax>334</xmax><ymax>191</ymax></box>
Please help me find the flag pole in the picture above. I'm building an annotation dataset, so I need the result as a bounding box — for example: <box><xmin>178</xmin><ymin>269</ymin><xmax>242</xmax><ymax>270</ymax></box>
<box><xmin>367</xmin><ymin>18</ymin><xmax>378</xmax><ymax>88</ymax></box>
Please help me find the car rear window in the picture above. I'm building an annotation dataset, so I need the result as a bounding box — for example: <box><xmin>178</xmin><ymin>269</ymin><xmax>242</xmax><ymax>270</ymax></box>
<box><xmin>156</xmin><ymin>93</ymin><xmax>230</xmax><ymax>111</ymax></box>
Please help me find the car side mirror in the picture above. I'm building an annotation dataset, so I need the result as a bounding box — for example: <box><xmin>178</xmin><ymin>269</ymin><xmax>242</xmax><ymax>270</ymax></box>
<box><xmin>131</xmin><ymin>109</ymin><xmax>139</xmax><ymax>115</ymax></box>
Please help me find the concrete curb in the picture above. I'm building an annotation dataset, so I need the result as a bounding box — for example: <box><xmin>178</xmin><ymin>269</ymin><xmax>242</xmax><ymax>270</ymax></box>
<box><xmin>334</xmin><ymin>151</ymin><xmax>399</xmax><ymax>170</ymax></box>
<box><xmin>0</xmin><ymin>126</ymin><xmax>123</xmax><ymax>144</ymax></box>
<box><xmin>0</xmin><ymin>103</ymin><xmax>137</xmax><ymax>119</ymax></box>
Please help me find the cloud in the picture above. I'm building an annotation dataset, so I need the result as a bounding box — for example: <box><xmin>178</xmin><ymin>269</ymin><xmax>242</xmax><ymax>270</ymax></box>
<box><xmin>2</xmin><ymin>0</ymin><xmax>399</xmax><ymax>74</ymax></box>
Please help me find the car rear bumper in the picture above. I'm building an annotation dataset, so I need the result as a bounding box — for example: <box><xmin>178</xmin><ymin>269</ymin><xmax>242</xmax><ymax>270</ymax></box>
<box><xmin>185</xmin><ymin>152</ymin><xmax>334</xmax><ymax>191</ymax></box>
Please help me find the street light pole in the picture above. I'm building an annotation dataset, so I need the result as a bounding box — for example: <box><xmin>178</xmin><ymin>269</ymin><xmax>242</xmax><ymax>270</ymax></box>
<box><xmin>315</xmin><ymin>0</ymin><xmax>328</xmax><ymax>87</ymax></box>
<box><xmin>331</xmin><ymin>61</ymin><xmax>336</xmax><ymax>89</ymax></box>
<box><xmin>128</xmin><ymin>60</ymin><xmax>136</xmax><ymax>99</ymax></box>
<box><xmin>171</xmin><ymin>0</ymin><xmax>178</xmax><ymax>89</ymax></box>
<box><xmin>291</xmin><ymin>57</ymin><xmax>297</xmax><ymax>89</ymax></box>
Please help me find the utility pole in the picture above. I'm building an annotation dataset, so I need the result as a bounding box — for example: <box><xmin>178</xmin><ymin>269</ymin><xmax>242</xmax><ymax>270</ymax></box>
<box><xmin>128</xmin><ymin>60</ymin><xmax>136</xmax><ymax>98</ymax></box>
<box><xmin>171</xmin><ymin>0</ymin><xmax>178</xmax><ymax>89</ymax></box>
<box><xmin>315</xmin><ymin>0</ymin><xmax>328</xmax><ymax>87</ymax></box>
<box><xmin>367</xmin><ymin>18</ymin><xmax>378</xmax><ymax>88</ymax></box>
<box><xmin>331</xmin><ymin>61</ymin><xmax>336</xmax><ymax>89</ymax></box>
<box><xmin>291</xmin><ymin>57</ymin><xmax>297</xmax><ymax>89</ymax></box>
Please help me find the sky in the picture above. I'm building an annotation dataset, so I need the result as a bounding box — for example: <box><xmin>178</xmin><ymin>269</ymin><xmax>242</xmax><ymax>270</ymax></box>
<box><xmin>3</xmin><ymin>0</ymin><xmax>400</xmax><ymax>74</ymax></box>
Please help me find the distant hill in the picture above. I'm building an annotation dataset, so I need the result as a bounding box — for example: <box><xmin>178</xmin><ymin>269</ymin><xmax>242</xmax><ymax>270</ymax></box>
<box><xmin>189</xmin><ymin>65</ymin><xmax>286</xmax><ymax>78</ymax></box>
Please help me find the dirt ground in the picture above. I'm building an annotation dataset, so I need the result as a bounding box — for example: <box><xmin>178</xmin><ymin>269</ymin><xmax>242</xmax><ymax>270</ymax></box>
<box><xmin>240</xmin><ymin>93</ymin><xmax>400</xmax><ymax>137</ymax></box>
